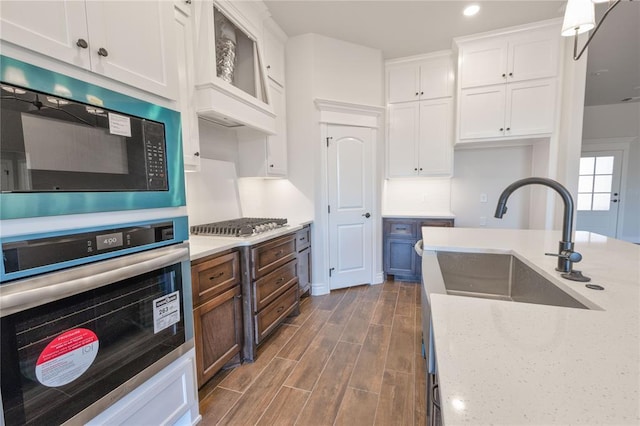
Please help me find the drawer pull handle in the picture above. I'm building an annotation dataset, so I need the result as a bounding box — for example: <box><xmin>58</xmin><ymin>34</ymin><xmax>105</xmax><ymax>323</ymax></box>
<box><xmin>277</xmin><ymin>277</ymin><xmax>285</xmax><ymax>284</ymax></box>
<box><xmin>210</xmin><ymin>272</ymin><xmax>224</xmax><ymax>280</ymax></box>
<box><xmin>299</xmin><ymin>237</ymin><xmax>306</xmax><ymax>241</ymax></box>
<box><xmin>277</xmin><ymin>306</ymin><xmax>284</xmax><ymax>313</ymax></box>
<box><xmin>275</xmin><ymin>249</ymin><xmax>284</xmax><ymax>256</ymax></box>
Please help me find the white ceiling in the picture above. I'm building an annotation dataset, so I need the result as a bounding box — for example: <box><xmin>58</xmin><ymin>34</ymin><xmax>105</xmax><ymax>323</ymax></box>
<box><xmin>264</xmin><ymin>0</ymin><xmax>640</xmax><ymax>107</ymax></box>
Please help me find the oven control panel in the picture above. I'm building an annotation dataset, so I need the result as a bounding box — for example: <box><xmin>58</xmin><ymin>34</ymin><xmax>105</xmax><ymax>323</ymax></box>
<box><xmin>2</xmin><ymin>221</ymin><xmax>177</xmax><ymax>280</ymax></box>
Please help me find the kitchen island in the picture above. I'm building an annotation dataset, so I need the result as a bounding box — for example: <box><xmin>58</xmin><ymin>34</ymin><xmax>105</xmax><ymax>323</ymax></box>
<box><xmin>421</xmin><ymin>227</ymin><xmax>640</xmax><ymax>425</ymax></box>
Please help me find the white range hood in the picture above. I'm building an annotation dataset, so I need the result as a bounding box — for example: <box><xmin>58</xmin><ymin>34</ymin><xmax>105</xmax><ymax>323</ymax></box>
<box><xmin>193</xmin><ymin>1</ymin><xmax>276</xmax><ymax>135</ymax></box>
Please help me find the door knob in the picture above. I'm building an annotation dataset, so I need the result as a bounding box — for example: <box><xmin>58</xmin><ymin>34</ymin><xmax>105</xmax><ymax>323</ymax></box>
<box><xmin>612</xmin><ymin>199</ymin><xmax>619</xmax><ymax>203</ymax></box>
<box><xmin>362</xmin><ymin>213</ymin><xmax>371</xmax><ymax>218</ymax></box>
<box><xmin>97</xmin><ymin>47</ymin><xmax>109</xmax><ymax>57</ymax></box>
<box><xmin>76</xmin><ymin>38</ymin><xmax>88</xmax><ymax>49</ymax></box>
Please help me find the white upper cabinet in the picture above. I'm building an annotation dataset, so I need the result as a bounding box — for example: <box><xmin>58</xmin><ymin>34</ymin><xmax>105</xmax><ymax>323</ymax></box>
<box><xmin>385</xmin><ymin>51</ymin><xmax>454</xmax><ymax>177</ymax></box>
<box><xmin>387</xmin><ymin>52</ymin><xmax>453</xmax><ymax>103</ymax></box>
<box><xmin>387</xmin><ymin>99</ymin><xmax>453</xmax><ymax>177</ymax></box>
<box><xmin>237</xmin><ymin>74</ymin><xmax>287</xmax><ymax>177</ymax></box>
<box><xmin>458</xmin><ymin>24</ymin><xmax>560</xmax><ymax>89</ymax></box>
<box><xmin>0</xmin><ymin>0</ymin><xmax>178</xmax><ymax>100</ymax></box>
<box><xmin>455</xmin><ymin>19</ymin><xmax>562</xmax><ymax>143</ymax></box>
<box><xmin>263</xmin><ymin>19</ymin><xmax>286</xmax><ymax>87</ymax></box>
<box><xmin>175</xmin><ymin>3</ymin><xmax>201</xmax><ymax>171</ymax></box>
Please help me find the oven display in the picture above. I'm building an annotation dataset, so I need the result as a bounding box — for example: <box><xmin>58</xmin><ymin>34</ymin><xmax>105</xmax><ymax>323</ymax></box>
<box><xmin>96</xmin><ymin>232</ymin><xmax>124</xmax><ymax>251</ymax></box>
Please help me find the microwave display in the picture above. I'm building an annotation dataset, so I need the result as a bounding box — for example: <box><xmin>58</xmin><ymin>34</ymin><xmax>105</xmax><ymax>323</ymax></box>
<box><xmin>0</xmin><ymin>83</ymin><xmax>168</xmax><ymax>192</ymax></box>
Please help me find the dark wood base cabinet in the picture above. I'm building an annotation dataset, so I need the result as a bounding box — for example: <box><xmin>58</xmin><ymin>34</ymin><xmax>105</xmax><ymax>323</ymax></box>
<box><xmin>383</xmin><ymin>218</ymin><xmax>454</xmax><ymax>282</ymax></box>
<box><xmin>241</xmin><ymin>233</ymin><xmax>300</xmax><ymax>362</ymax></box>
<box><xmin>191</xmin><ymin>250</ymin><xmax>243</xmax><ymax>388</ymax></box>
<box><xmin>296</xmin><ymin>224</ymin><xmax>312</xmax><ymax>297</ymax></box>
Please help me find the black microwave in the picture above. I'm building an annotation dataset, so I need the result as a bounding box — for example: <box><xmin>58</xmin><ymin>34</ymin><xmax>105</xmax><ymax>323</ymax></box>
<box><xmin>0</xmin><ymin>55</ymin><xmax>185</xmax><ymax>220</ymax></box>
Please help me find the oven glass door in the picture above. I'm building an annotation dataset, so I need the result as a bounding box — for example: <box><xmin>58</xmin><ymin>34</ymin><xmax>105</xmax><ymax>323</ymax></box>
<box><xmin>0</xmin><ymin>261</ymin><xmax>185</xmax><ymax>425</ymax></box>
<box><xmin>0</xmin><ymin>83</ymin><xmax>168</xmax><ymax>193</ymax></box>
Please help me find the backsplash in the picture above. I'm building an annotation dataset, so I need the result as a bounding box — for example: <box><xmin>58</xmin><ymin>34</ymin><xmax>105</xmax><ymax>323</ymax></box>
<box><xmin>382</xmin><ymin>178</ymin><xmax>452</xmax><ymax>215</ymax></box>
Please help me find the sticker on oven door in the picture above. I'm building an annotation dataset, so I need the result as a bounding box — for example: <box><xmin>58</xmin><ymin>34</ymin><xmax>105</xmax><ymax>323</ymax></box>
<box><xmin>153</xmin><ymin>291</ymin><xmax>181</xmax><ymax>333</ymax></box>
<box><xmin>108</xmin><ymin>112</ymin><xmax>132</xmax><ymax>137</ymax></box>
<box><xmin>35</xmin><ymin>328</ymin><xmax>99</xmax><ymax>387</ymax></box>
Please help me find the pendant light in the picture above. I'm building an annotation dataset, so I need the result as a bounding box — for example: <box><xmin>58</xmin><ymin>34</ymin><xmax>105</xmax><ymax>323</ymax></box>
<box><xmin>561</xmin><ymin>0</ymin><xmax>631</xmax><ymax>61</ymax></box>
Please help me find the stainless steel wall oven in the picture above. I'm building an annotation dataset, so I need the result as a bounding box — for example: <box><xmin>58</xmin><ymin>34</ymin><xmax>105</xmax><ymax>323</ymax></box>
<box><xmin>0</xmin><ymin>219</ymin><xmax>194</xmax><ymax>425</ymax></box>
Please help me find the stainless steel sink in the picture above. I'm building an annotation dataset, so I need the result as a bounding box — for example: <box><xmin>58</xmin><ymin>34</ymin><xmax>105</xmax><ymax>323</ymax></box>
<box><xmin>436</xmin><ymin>252</ymin><xmax>589</xmax><ymax>309</ymax></box>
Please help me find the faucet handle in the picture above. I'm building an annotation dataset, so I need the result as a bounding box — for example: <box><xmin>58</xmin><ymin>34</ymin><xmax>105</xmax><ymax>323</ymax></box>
<box><xmin>545</xmin><ymin>250</ymin><xmax>582</xmax><ymax>263</ymax></box>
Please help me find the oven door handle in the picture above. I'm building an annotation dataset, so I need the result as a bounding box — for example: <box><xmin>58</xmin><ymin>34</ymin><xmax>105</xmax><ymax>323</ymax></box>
<box><xmin>1</xmin><ymin>242</ymin><xmax>190</xmax><ymax>317</ymax></box>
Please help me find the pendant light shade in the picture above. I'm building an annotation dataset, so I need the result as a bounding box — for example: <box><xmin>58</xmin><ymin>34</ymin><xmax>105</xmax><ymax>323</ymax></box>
<box><xmin>561</xmin><ymin>0</ymin><xmax>595</xmax><ymax>36</ymax></box>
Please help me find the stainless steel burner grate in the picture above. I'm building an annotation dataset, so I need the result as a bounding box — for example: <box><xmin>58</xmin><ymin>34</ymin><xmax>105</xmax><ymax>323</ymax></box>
<box><xmin>190</xmin><ymin>217</ymin><xmax>288</xmax><ymax>237</ymax></box>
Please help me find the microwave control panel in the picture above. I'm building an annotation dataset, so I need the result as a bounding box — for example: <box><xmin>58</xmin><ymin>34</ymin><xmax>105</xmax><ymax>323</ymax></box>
<box><xmin>142</xmin><ymin>121</ymin><xmax>168</xmax><ymax>190</ymax></box>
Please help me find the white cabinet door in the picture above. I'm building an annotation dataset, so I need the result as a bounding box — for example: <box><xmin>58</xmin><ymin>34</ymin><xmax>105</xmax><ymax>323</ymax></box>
<box><xmin>387</xmin><ymin>63</ymin><xmax>420</xmax><ymax>103</ymax></box>
<box><xmin>0</xmin><ymin>0</ymin><xmax>90</xmax><ymax>68</ymax></box>
<box><xmin>508</xmin><ymin>28</ymin><xmax>559</xmax><ymax>83</ymax></box>
<box><xmin>263</xmin><ymin>27</ymin><xmax>285</xmax><ymax>87</ymax></box>
<box><xmin>458</xmin><ymin>86</ymin><xmax>506</xmax><ymax>140</ymax></box>
<box><xmin>387</xmin><ymin>103</ymin><xmax>419</xmax><ymax>177</ymax></box>
<box><xmin>266</xmin><ymin>79</ymin><xmax>287</xmax><ymax>176</ymax></box>
<box><xmin>175</xmin><ymin>4</ymin><xmax>200</xmax><ymax>171</ymax></box>
<box><xmin>418</xmin><ymin>98</ymin><xmax>453</xmax><ymax>176</ymax></box>
<box><xmin>506</xmin><ymin>78</ymin><xmax>556</xmax><ymax>137</ymax></box>
<box><xmin>85</xmin><ymin>1</ymin><xmax>178</xmax><ymax>99</ymax></box>
<box><xmin>459</xmin><ymin>38</ymin><xmax>508</xmax><ymax>88</ymax></box>
<box><xmin>419</xmin><ymin>56</ymin><xmax>453</xmax><ymax>100</ymax></box>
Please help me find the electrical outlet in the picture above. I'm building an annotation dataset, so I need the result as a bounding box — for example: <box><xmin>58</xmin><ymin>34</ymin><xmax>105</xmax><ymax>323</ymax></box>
<box><xmin>479</xmin><ymin>216</ymin><xmax>487</xmax><ymax>226</ymax></box>
<box><xmin>480</xmin><ymin>193</ymin><xmax>488</xmax><ymax>203</ymax></box>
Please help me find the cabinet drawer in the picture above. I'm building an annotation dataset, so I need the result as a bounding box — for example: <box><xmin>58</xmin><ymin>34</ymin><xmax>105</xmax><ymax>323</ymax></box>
<box><xmin>255</xmin><ymin>283</ymin><xmax>298</xmax><ymax>344</ymax></box>
<box><xmin>191</xmin><ymin>251</ymin><xmax>240</xmax><ymax>307</ymax></box>
<box><xmin>253</xmin><ymin>259</ymin><xmax>298</xmax><ymax>312</ymax></box>
<box><xmin>295</xmin><ymin>227</ymin><xmax>311</xmax><ymax>251</ymax></box>
<box><xmin>251</xmin><ymin>234</ymin><xmax>296</xmax><ymax>279</ymax></box>
<box><xmin>384</xmin><ymin>220</ymin><xmax>416</xmax><ymax>238</ymax></box>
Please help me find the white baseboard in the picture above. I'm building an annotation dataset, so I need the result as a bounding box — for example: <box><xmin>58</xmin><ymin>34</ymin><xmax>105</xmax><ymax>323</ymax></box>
<box><xmin>373</xmin><ymin>272</ymin><xmax>384</xmax><ymax>284</ymax></box>
<box><xmin>311</xmin><ymin>282</ymin><xmax>330</xmax><ymax>296</ymax></box>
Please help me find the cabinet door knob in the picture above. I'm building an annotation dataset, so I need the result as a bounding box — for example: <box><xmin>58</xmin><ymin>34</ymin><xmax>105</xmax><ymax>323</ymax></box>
<box><xmin>509</xmin><ymin>72</ymin><xmax>513</xmax><ymax>77</ymax></box>
<box><xmin>185</xmin><ymin>0</ymin><xmax>192</xmax><ymax>4</ymax></box>
<box><xmin>194</xmin><ymin>151</ymin><xmax>200</xmax><ymax>157</ymax></box>
<box><xmin>97</xmin><ymin>47</ymin><xmax>109</xmax><ymax>57</ymax></box>
<box><xmin>419</xmin><ymin>167</ymin><xmax>423</xmax><ymax>171</ymax></box>
<box><xmin>76</xmin><ymin>38</ymin><xmax>88</xmax><ymax>49</ymax></box>
<box><xmin>270</xmin><ymin>164</ymin><xmax>274</xmax><ymax>168</ymax></box>
<box><xmin>502</xmin><ymin>73</ymin><xmax>506</xmax><ymax>78</ymax></box>
<box><xmin>414</xmin><ymin>167</ymin><xmax>418</xmax><ymax>171</ymax></box>
<box><xmin>506</xmin><ymin>127</ymin><xmax>511</xmax><ymax>131</ymax></box>
<box><xmin>420</xmin><ymin>91</ymin><xmax>424</xmax><ymax>95</ymax></box>
<box><xmin>362</xmin><ymin>212</ymin><xmax>371</xmax><ymax>218</ymax></box>
<box><xmin>500</xmin><ymin>128</ymin><xmax>504</xmax><ymax>132</ymax></box>
<box><xmin>267</xmin><ymin>65</ymin><xmax>271</xmax><ymax>69</ymax></box>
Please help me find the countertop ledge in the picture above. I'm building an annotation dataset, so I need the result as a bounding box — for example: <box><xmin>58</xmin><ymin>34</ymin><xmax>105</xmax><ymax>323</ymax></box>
<box><xmin>189</xmin><ymin>224</ymin><xmax>306</xmax><ymax>261</ymax></box>
<box><xmin>421</xmin><ymin>227</ymin><xmax>640</xmax><ymax>425</ymax></box>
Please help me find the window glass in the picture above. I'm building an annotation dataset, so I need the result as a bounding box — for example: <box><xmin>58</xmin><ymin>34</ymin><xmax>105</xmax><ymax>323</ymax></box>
<box><xmin>592</xmin><ymin>193</ymin><xmax>611</xmax><ymax>211</ymax></box>
<box><xmin>577</xmin><ymin>193</ymin><xmax>592</xmax><ymax>211</ymax></box>
<box><xmin>595</xmin><ymin>156</ymin><xmax>614</xmax><ymax>175</ymax></box>
<box><xmin>579</xmin><ymin>157</ymin><xmax>595</xmax><ymax>175</ymax></box>
<box><xmin>578</xmin><ymin>175</ymin><xmax>593</xmax><ymax>193</ymax></box>
<box><xmin>593</xmin><ymin>175</ymin><xmax>612</xmax><ymax>193</ymax></box>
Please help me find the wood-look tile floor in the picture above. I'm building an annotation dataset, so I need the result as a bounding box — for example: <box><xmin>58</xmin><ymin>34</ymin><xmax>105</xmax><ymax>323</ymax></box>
<box><xmin>198</xmin><ymin>279</ymin><xmax>428</xmax><ymax>426</ymax></box>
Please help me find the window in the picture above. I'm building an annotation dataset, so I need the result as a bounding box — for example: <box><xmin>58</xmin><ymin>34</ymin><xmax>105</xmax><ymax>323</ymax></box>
<box><xmin>577</xmin><ymin>156</ymin><xmax>614</xmax><ymax>211</ymax></box>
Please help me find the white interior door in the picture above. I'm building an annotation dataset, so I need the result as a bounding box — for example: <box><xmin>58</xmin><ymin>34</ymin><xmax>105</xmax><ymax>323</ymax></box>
<box><xmin>576</xmin><ymin>150</ymin><xmax>623</xmax><ymax>238</ymax></box>
<box><xmin>327</xmin><ymin>125</ymin><xmax>374</xmax><ymax>290</ymax></box>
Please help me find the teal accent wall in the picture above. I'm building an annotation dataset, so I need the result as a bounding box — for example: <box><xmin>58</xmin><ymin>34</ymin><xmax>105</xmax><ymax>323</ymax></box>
<box><xmin>0</xmin><ymin>55</ymin><xmax>186</xmax><ymax>219</ymax></box>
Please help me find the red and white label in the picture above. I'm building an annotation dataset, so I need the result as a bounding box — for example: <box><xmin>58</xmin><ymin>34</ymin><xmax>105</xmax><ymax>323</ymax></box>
<box><xmin>35</xmin><ymin>328</ymin><xmax>99</xmax><ymax>387</ymax></box>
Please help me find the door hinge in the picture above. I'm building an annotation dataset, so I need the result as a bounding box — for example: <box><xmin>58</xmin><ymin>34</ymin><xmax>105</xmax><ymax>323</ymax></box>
<box><xmin>328</xmin><ymin>205</ymin><xmax>331</xmax><ymax>214</ymax></box>
<box><xmin>329</xmin><ymin>267</ymin><xmax>335</xmax><ymax>277</ymax></box>
<box><xmin>326</xmin><ymin>136</ymin><xmax>333</xmax><ymax>147</ymax></box>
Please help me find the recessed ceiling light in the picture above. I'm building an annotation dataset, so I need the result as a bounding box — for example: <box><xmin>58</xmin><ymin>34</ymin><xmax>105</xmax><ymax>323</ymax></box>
<box><xmin>463</xmin><ymin>4</ymin><xmax>480</xmax><ymax>16</ymax></box>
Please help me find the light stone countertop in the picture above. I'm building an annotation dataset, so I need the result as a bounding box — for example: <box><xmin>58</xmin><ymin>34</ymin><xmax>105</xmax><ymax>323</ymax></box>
<box><xmin>188</xmin><ymin>224</ymin><xmax>304</xmax><ymax>261</ymax></box>
<box><xmin>420</xmin><ymin>227</ymin><xmax>640</xmax><ymax>425</ymax></box>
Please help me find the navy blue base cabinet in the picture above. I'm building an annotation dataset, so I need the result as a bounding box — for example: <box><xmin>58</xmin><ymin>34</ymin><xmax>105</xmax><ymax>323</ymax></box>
<box><xmin>383</xmin><ymin>218</ymin><xmax>454</xmax><ymax>282</ymax></box>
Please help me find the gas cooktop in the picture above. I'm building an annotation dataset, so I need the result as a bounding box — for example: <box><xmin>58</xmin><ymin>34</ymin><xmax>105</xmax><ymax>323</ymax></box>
<box><xmin>190</xmin><ymin>217</ymin><xmax>288</xmax><ymax>237</ymax></box>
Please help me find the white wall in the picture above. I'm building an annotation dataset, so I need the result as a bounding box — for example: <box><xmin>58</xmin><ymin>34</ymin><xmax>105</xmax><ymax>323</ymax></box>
<box><xmin>286</xmin><ymin>33</ymin><xmax>384</xmax><ymax>294</ymax></box>
<box><xmin>451</xmin><ymin>145</ymin><xmax>533</xmax><ymax>229</ymax></box>
<box><xmin>582</xmin><ymin>102</ymin><xmax>640</xmax><ymax>243</ymax></box>
<box><xmin>382</xmin><ymin>178</ymin><xmax>452</xmax><ymax>215</ymax></box>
